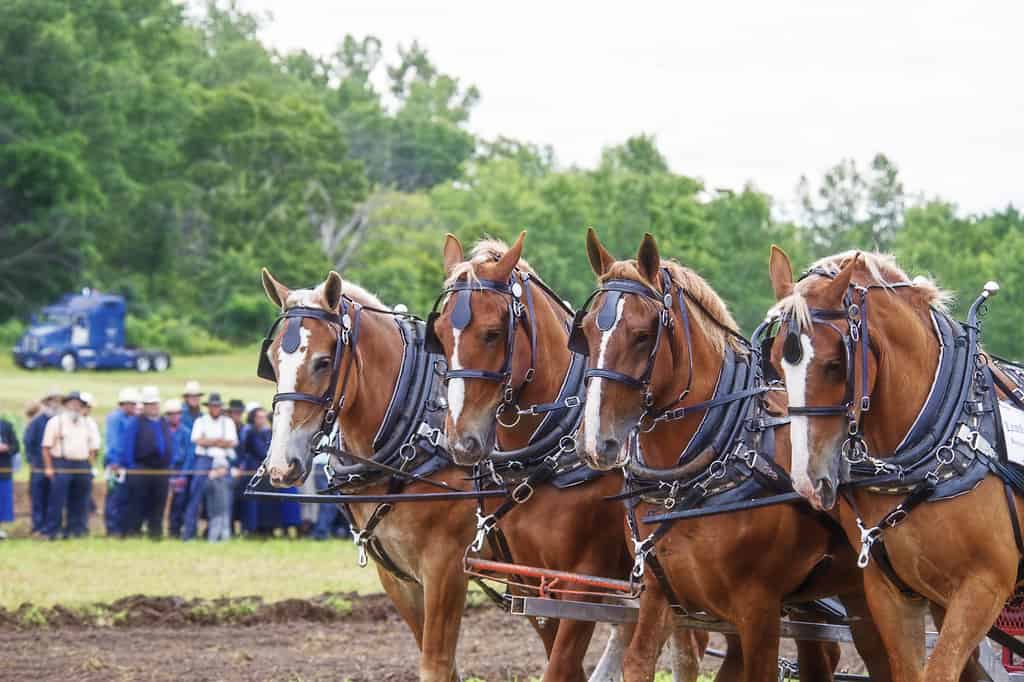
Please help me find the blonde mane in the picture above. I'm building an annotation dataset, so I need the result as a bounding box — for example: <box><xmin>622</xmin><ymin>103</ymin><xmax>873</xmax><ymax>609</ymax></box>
<box><xmin>600</xmin><ymin>260</ymin><xmax>746</xmax><ymax>356</ymax></box>
<box><xmin>770</xmin><ymin>250</ymin><xmax>953</xmax><ymax>331</ymax></box>
<box><xmin>444</xmin><ymin>237</ymin><xmax>537</xmax><ymax>286</ymax></box>
<box><xmin>283</xmin><ymin>279</ymin><xmax>388</xmax><ymax>312</ymax></box>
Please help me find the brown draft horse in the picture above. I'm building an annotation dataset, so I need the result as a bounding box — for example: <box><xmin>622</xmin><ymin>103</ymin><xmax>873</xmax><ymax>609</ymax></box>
<box><xmin>575</xmin><ymin>231</ymin><xmax>891</xmax><ymax>682</ymax></box>
<box><xmin>258</xmin><ymin>269</ymin><xmax>565</xmax><ymax>681</ymax></box>
<box><xmin>766</xmin><ymin>247</ymin><xmax>1024</xmax><ymax>682</ymax></box>
<box><xmin>429</xmin><ymin>232</ymin><xmax>707</xmax><ymax>681</ymax></box>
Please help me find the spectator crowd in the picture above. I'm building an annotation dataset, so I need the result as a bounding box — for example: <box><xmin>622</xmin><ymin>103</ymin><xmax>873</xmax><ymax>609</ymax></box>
<box><xmin>0</xmin><ymin>381</ymin><xmax>350</xmax><ymax>542</ymax></box>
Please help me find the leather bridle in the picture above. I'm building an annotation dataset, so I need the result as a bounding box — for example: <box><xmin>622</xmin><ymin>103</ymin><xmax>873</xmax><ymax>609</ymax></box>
<box><xmin>425</xmin><ymin>271</ymin><xmax>540</xmax><ymax>428</ymax></box>
<box><xmin>780</xmin><ymin>267</ymin><xmax>914</xmax><ymax>459</ymax></box>
<box><xmin>569</xmin><ymin>268</ymin><xmax>701</xmax><ymax>430</ymax></box>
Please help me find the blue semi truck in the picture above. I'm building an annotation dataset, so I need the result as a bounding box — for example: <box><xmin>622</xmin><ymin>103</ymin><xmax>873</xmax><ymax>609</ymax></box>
<box><xmin>12</xmin><ymin>290</ymin><xmax>171</xmax><ymax>372</ymax></box>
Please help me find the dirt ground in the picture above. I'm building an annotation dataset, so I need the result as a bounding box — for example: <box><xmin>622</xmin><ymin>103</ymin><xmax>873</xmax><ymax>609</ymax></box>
<box><xmin>2</xmin><ymin>593</ymin><xmax>869</xmax><ymax>681</ymax></box>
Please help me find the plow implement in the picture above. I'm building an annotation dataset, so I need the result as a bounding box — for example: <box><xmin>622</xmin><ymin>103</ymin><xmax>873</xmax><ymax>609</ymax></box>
<box><xmin>466</xmin><ymin>557</ymin><xmax>1024</xmax><ymax>682</ymax></box>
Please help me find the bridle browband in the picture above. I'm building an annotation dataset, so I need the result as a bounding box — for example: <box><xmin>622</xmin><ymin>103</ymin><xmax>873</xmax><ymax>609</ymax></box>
<box><xmin>425</xmin><ymin>269</ymin><xmax>574</xmax><ymax>428</ymax></box>
<box><xmin>781</xmin><ymin>266</ymin><xmax>915</xmax><ymax>457</ymax></box>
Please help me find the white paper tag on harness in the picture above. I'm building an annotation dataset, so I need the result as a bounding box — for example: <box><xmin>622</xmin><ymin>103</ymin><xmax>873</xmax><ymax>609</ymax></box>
<box><xmin>999</xmin><ymin>400</ymin><xmax>1024</xmax><ymax>465</ymax></box>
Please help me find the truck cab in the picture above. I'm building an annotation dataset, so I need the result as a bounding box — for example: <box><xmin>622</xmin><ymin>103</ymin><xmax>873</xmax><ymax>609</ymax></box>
<box><xmin>13</xmin><ymin>290</ymin><xmax>170</xmax><ymax>372</ymax></box>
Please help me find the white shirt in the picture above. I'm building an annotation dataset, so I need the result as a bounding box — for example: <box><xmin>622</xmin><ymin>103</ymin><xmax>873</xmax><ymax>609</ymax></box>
<box><xmin>191</xmin><ymin>415</ymin><xmax>238</xmax><ymax>469</ymax></box>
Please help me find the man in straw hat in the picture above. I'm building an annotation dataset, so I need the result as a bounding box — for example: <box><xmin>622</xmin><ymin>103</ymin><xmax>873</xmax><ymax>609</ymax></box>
<box><xmin>183</xmin><ymin>392</ymin><xmax>237</xmax><ymax>541</ymax></box>
<box><xmin>41</xmin><ymin>391</ymin><xmax>100</xmax><ymax>539</ymax></box>
<box><xmin>119</xmin><ymin>387</ymin><xmax>173</xmax><ymax>538</ymax></box>
<box><xmin>164</xmin><ymin>398</ymin><xmax>191</xmax><ymax>537</ymax></box>
<box><xmin>22</xmin><ymin>388</ymin><xmax>61</xmax><ymax>536</ymax></box>
<box><xmin>172</xmin><ymin>381</ymin><xmax>204</xmax><ymax>538</ymax></box>
<box><xmin>103</xmin><ymin>387</ymin><xmax>140</xmax><ymax>536</ymax></box>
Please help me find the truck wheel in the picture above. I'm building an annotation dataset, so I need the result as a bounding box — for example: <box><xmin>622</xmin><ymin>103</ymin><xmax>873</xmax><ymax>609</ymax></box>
<box><xmin>152</xmin><ymin>353</ymin><xmax>170</xmax><ymax>372</ymax></box>
<box><xmin>60</xmin><ymin>353</ymin><xmax>77</xmax><ymax>373</ymax></box>
<box><xmin>134</xmin><ymin>355</ymin><xmax>152</xmax><ymax>372</ymax></box>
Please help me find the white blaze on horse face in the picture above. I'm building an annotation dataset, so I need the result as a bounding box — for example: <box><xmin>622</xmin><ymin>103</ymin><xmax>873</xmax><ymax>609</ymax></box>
<box><xmin>781</xmin><ymin>334</ymin><xmax>816</xmax><ymax>498</ymax></box>
<box><xmin>448</xmin><ymin>328</ymin><xmax>466</xmax><ymax>428</ymax></box>
<box><xmin>267</xmin><ymin>327</ymin><xmax>313</xmax><ymax>478</ymax></box>
<box><xmin>583</xmin><ymin>299</ymin><xmax>625</xmax><ymax>455</ymax></box>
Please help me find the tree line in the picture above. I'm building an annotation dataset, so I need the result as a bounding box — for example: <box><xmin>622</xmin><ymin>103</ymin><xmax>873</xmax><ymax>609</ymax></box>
<box><xmin>2</xmin><ymin>1</ymin><xmax>1022</xmax><ymax>358</ymax></box>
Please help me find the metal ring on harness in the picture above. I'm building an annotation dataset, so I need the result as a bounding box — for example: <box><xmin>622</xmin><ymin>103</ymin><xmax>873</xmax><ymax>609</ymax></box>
<box><xmin>399</xmin><ymin>443</ymin><xmax>417</xmax><ymax>462</ymax></box>
<box><xmin>559</xmin><ymin>435</ymin><xmax>577</xmax><ymax>452</ymax></box>
<box><xmin>496</xmin><ymin>402</ymin><xmax>522</xmax><ymax>428</ymax></box>
<box><xmin>842</xmin><ymin>437</ymin><xmax>868</xmax><ymax>463</ymax></box>
<box><xmin>935</xmin><ymin>444</ymin><xmax>956</xmax><ymax>466</ymax></box>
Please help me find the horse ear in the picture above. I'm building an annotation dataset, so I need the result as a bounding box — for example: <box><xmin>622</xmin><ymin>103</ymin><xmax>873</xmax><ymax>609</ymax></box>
<box><xmin>443</xmin><ymin>233</ymin><xmax>464</xmax><ymax>274</ymax></box>
<box><xmin>636</xmin><ymin>233</ymin><xmax>661</xmax><ymax>287</ymax></box>
<box><xmin>586</xmin><ymin>227</ymin><xmax>615</xmax><ymax>277</ymax></box>
<box><xmin>262</xmin><ymin>268</ymin><xmax>290</xmax><ymax>310</ymax></box>
<box><xmin>322</xmin><ymin>271</ymin><xmax>344</xmax><ymax>312</ymax></box>
<box><xmin>493</xmin><ymin>231</ymin><xmax>526</xmax><ymax>281</ymax></box>
<box><xmin>823</xmin><ymin>253</ymin><xmax>861</xmax><ymax>304</ymax></box>
<box><xmin>769</xmin><ymin>245</ymin><xmax>794</xmax><ymax>300</ymax></box>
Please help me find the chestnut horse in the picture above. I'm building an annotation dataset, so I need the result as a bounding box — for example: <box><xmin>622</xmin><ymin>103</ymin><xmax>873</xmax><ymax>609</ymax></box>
<box><xmin>574</xmin><ymin>231</ymin><xmax>891</xmax><ymax>682</ymax></box>
<box><xmin>256</xmin><ymin>269</ymin><xmax>635</xmax><ymax>681</ymax></box>
<box><xmin>767</xmin><ymin>247</ymin><xmax>1024</xmax><ymax>682</ymax></box>
<box><xmin>258</xmin><ymin>269</ymin><xmax>571</xmax><ymax>681</ymax></box>
<box><xmin>428</xmin><ymin>233</ymin><xmax>707</xmax><ymax>681</ymax></box>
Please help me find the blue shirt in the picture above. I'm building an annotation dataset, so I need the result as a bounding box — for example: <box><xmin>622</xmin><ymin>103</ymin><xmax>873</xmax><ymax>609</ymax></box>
<box><xmin>179</xmin><ymin>408</ymin><xmax>203</xmax><ymax>473</ymax></box>
<box><xmin>23</xmin><ymin>413</ymin><xmax>52</xmax><ymax>469</ymax></box>
<box><xmin>170</xmin><ymin>423</ymin><xmax>192</xmax><ymax>471</ymax></box>
<box><xmin>120</xmin><ymin>416</ymin><xmax>172</xmax><ymax>469</ymax></box>
<box><xmin>105</xmin><ymin>409</ymin><xmax>134</xmax><ymax>468</ymax></box>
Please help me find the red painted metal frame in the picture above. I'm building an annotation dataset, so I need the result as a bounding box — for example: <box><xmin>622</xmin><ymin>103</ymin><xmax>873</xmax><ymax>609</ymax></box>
<box><xmin>464</xmin><ymin>557</ymin><xmax>642</xmax><ymax>600</ymax></box>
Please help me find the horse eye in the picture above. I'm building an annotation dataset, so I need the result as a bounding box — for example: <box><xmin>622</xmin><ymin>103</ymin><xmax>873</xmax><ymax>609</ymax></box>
<box><xmin>634</xmin><ymin>330</ymin><xmax>651</xmax><ymax>343</ymax></box>
<box><xmin>313</xmin><ymin>357</ymin><xmax>332</xmax><ymax>372</ymax></box>
<box><xmin>824</xmin><ymin>359</ymin><xmax>844</xmax><ymax>377</ymax></box>
<box><xmin>483</xmin><ymin>329</ymin><xmax>503</xmax><ymax>344</ymax></box>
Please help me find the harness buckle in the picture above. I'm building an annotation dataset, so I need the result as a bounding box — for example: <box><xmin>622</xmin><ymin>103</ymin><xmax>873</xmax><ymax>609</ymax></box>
<box><xmin>884</xmin><ymin>506</ymin><xmax>908</xmax><ymax>528</ymax></box>
<box><xmin>471</xmin><ymin>512</ymin><xmax>497</xmax><ymax>552</ymax></box>
<box><xmin>512</xmin><ymin>481</ymin><xmax>534</xmax><ymax>504</ymax></box>
<box><xmin>351</xmin><ymin>529</ymin><xmax>370</xmax><ymax>568</ymax></box>
<box><xmin>631</xmin><ymin>536</ymin><xmax>653</xmax><ymax>580</ymax></box>
<box><xmin>324</xmin><ymin>410</ymin><xmax>337</xmax><ymax>425</ymax></box>
<box><xmin>523</xmin><ymin>367</ymin><xmax>536</xmax><ymax>383</ymax></box>
<box><xmin>856</xmin><ymin>518</ymin><xmax>882</xmax><ymax>569</ymax></box>
<box><xmin>564</xmin><ymin>395</ymin><xmax>581</xmax><ymax>409</ymax></box>
<box><xmin>860</xmin><ymin>396</ymin><xmax>871</xmax><ymax>413</ymax></box>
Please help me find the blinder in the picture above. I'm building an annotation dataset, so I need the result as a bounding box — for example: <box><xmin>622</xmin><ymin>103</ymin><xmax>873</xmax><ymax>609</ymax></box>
<box><xmin>567</xmin><ymin>308</ymin><xmax>590</xmax><ymax>356</ymax></box>
<box><xmin>424</xmin><ymin>312</ymin><xmax>443</xmax><ymax>355</ymax></box>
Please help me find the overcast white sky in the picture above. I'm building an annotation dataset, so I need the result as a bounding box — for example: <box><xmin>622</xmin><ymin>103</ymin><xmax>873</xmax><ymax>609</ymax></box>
<box><xmin>235</xmin><ymin>0</ymin><xmax>1022</xmax><ymax>214</ymax></box>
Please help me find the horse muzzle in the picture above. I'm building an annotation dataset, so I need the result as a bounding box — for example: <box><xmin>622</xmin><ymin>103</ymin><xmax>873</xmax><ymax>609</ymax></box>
<box><xmin>579</xmin><ymin>436</ymin><xmax>627</xmax><ymax>471</ymax></box>
<box><xmin>448</xmin><ymin>428</ymin><xmax>494</xmax><ymax>466</ymax></box>
<box><xmin>268</xmin><ymin>457</ymin><xmax>305</xmax><ymax>488</ymax></box>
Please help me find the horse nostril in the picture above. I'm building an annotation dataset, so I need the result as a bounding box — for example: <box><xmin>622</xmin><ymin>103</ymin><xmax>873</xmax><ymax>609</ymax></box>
<box><xmin>461</xmin><ymin>434</ymin><xmax>482</xmax><ymax>454</ymax></box>
<box><xmin>598</xmin><ymin>438</ymin><xmax>621</xmax><ymax>458</ymax></box>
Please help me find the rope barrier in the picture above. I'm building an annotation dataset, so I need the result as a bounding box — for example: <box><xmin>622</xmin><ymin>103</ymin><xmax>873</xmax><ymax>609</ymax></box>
<box><xmin>0</xmin><ymin>467</ymin><xmax>260</xmax><ymax>476</ymax></box>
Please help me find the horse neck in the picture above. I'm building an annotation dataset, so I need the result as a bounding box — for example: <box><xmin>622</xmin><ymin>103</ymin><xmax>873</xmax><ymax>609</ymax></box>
<box><xmin>337</xmin><ymin>311</ymin><xmax>404</xmax><ymax>456</ymax></box>
<box><xmin>496</xmin><ymin>286</ymin><xmax>572</xmax><ymax>451</ymax></box>
<box><xmin>864</xmin><ymin>296</ymin><xmax>939</xmax><ymax>455</ymax></box>
<box><xmin>637</xmin><ymin>301</ymin><xmax>726</xmax><ymax>468</ymax></box>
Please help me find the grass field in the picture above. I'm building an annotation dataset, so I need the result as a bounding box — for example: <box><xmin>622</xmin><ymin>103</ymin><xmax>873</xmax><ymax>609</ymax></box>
<box><xmin>0</xmin><ymin>537</ymin><xmax>384</xmax><ymax>608</ymax></box>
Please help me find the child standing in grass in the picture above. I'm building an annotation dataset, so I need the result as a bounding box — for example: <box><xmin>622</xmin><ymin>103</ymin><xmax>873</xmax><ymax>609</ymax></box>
<box><xmin>204</xmin><ymin>450</ymin><xmax>233</xmax><ymax>542</ymax></box>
